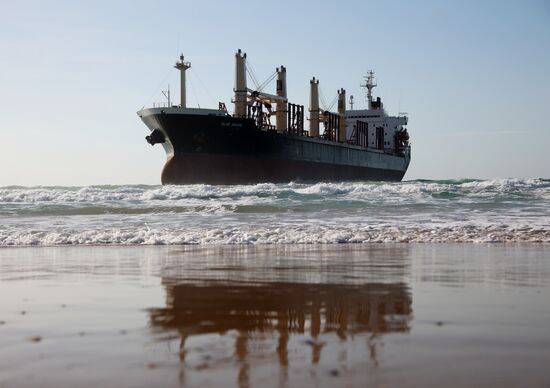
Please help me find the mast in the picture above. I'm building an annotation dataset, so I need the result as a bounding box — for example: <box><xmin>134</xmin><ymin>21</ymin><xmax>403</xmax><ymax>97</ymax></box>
<box><xmin>337</xmin><ymin>88</ymin><xmax>346</xmax><ymax>142</ymax></box>
<box><xmin>162</xmin><ymin>85</ymin><xmax>171</xmax><ymax>107</ymax></box>
<box><xmin>360</xmin><ymin>70</ymin><xmax>377</xmax><ymax>109</ymax></box>
<box><xmin>276</xmin><ymin>66</ymin><xmax>287</xmax><ymax>133</ymax></box>
<box><xmin>309</xmin><ymin>77</ymin><xmax>320</xmax><ymax>137</ymax></box>
<box><xmin>174</xmin><ymin>54</ymin><xmax>191</xmax><ymax>108</ymax></box>
<box><xmin>234</xmin><ymin>49</ymin><xmax>247</xmax><ymax>117</ymax></box>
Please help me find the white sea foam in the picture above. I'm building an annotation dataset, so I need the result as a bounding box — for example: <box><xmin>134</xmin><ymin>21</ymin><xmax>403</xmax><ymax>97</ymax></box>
<box><xmin>1</xmin><ymin>178</ymin><xmax>548</xmax><ymax>204</ymax></box>
<box><xmin>1</xmin><ymin>179</ymin><xmax>548</xmax><ymax>245</ymax></box>
<box><xmin>0</xmin><ymin>223</ymin><xmax>548</xmax><ymax>246</ymax></box>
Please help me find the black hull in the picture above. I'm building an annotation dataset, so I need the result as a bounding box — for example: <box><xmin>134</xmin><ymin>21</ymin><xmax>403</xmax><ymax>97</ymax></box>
<box><xmin>139</xmin><ymin>109</ymin><xmax>410</xmax><ymax>185</ymax></box>
<box><xmin>161</xmin><ymin>153</ymin><xmax>406</xmax><ymax>185</ymax></box>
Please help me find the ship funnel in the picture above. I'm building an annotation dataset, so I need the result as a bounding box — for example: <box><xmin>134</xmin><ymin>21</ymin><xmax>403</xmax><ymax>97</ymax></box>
<box><xmin>276</xmin><ymin>66</ymin><xmax>287</xmax><ymax>133</ymax></box>
<box><xmin>338</xmin><ymin>88</ymin><xmax>346</xmax><ymax>142</ymax></box>
<box><xmin>174</xmin><ymin>54</ymin><xmax>191</xmax><ymax>108</ymax></box>
<box><xmin>309</xmin><ymin>77</ymin><xmax>320</xmax><ymax>137</ymax></box>
<box><xmin>234</xmin><ymin>50</ymin><xmax>247</xmax><ymax>117</ymax></box>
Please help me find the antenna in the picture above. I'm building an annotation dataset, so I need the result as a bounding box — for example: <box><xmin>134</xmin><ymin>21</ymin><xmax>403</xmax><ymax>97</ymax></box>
<box><xmin>162</xmin><ymin>84</ymin><xmax>171</xmax><ymax>107</ymax></box>
<box><xmin>398</xmin><ymin>93</ymin><xmax>407</xmax><ymax>117</ymax></box>
<box><xmin>360</xmin><ymin>71</ymin><xmax>377</xmax><ymax>109</ymax></box>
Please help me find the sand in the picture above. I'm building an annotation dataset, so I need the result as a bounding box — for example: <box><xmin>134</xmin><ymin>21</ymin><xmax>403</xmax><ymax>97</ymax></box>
<box><xmin>0</xmin><ymin>244</ymin><xmax>549</xmax><ymax>387</ymax></box>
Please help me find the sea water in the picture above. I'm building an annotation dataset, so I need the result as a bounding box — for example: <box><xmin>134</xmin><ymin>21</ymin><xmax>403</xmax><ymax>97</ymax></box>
<box><xmin>1</xmin><ymin>178</ymin><xmax>549</xmax><ymax>245</ymax></box>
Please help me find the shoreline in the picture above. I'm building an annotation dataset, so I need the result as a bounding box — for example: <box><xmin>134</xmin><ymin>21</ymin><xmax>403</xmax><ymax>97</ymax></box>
<box><xmin>1</xmin><ymin>241</ymin><xmax>550</xmax><ymax>248</ymax></box>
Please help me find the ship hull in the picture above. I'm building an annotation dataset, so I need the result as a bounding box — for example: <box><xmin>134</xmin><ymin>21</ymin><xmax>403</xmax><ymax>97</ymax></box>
<box><xmin>138</xmin><ymin>108</ymin><xmax>410</xmax><ymax>185</ymax></box>
<box><xmin>161</xmin><ymin>153</ymin><xmax>406</xmax><ymax>185</ymax></box>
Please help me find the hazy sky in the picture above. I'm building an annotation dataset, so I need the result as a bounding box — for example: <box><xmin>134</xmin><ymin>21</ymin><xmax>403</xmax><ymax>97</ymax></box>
<box><xmin>1</xmin><ymin>0</ymin><xmax>549</xmax><ymax>185</ymax></box>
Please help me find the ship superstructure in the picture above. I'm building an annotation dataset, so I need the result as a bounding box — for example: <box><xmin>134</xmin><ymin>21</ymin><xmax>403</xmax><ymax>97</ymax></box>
<box><xmin>137</xmin><ymin>50</ymin><xmax>410</xmax><ymax>185</ymax></box>
<box><xmin>345</xmin><ymin>71</ymin><xmax>409</xmax><ymax>151</ymax></box>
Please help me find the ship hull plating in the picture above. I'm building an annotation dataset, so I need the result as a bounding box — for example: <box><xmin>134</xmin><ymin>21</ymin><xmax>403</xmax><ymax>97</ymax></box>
<box><xmin>138</xmin><ymin>108</ymin><xmax>410</xmax><ymax>185</ymax></box>
<box><xmin>161</xmin><ymin>153</ymin><xmax>406</xmax><ymax>185</ymax></box>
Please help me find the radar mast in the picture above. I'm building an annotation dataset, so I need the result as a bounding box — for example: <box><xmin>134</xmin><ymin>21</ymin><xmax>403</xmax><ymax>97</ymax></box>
<box><xmin>360</xmin><ymin>71</ymin><xmax>377</xmax><ymax>109</ymax></box>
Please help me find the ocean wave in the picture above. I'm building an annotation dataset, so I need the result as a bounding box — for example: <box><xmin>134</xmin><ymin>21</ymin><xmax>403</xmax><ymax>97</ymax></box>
<box><xmin>0</xmin><ymin>178</ymin><xmax>548</xmax><ymax>204</ymax></box>
<box><xmin>1</xmin><ymin>179</ymin><xmax>548</xmax><ymax>245</ymax></box>
<box><xmin>0</xmin><ymin>203</ymin><xmax>297</xmax><ymax>216</ymax></box>
<box><xmin>0</xmin><ymin>224</ymin><xmax>548</xmax><ymax>246</ymax></box>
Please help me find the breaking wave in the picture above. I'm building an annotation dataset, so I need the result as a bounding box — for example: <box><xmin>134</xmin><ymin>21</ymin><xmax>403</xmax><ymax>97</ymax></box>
<box><xmin>1</xmin><ymin>224</ymin><xmax>548</xmax><ymax>246</ymax></box>
<box><xmin>1</xmin><ymin>179</ymin><xmax>549</xmax><ymax>245</ymax></box>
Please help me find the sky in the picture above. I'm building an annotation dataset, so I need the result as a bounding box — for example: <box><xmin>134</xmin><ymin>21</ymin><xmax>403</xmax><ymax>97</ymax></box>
<box><xmin>1</xmin><ymin>0</ymin><xmax>549</xmax><ymax>185</ymax></box>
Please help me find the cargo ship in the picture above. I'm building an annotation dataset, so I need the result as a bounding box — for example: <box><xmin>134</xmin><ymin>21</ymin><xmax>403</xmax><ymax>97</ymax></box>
<box><xmin>137</xmin><ymin>50</ymin><xmax>410</xmax><ymax>185</ymax></box>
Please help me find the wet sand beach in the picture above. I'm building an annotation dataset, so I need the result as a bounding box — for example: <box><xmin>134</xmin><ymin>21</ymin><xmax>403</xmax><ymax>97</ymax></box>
<box><xmin>1</xmin><ymin>244</ymin><xmax>549</xmax><ymax>387</ymax></box>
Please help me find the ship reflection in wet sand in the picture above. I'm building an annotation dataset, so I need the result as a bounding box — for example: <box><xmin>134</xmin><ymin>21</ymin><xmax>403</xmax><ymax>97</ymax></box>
<box><xmin>2</xmin><ymin>245</ymin><xmax>548</xmax><ymax>387</ymax></box>
<box><xmin>147</xmin><ymin>246</ymin><xmax>412</xmax><ymax>386</ymax></box>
